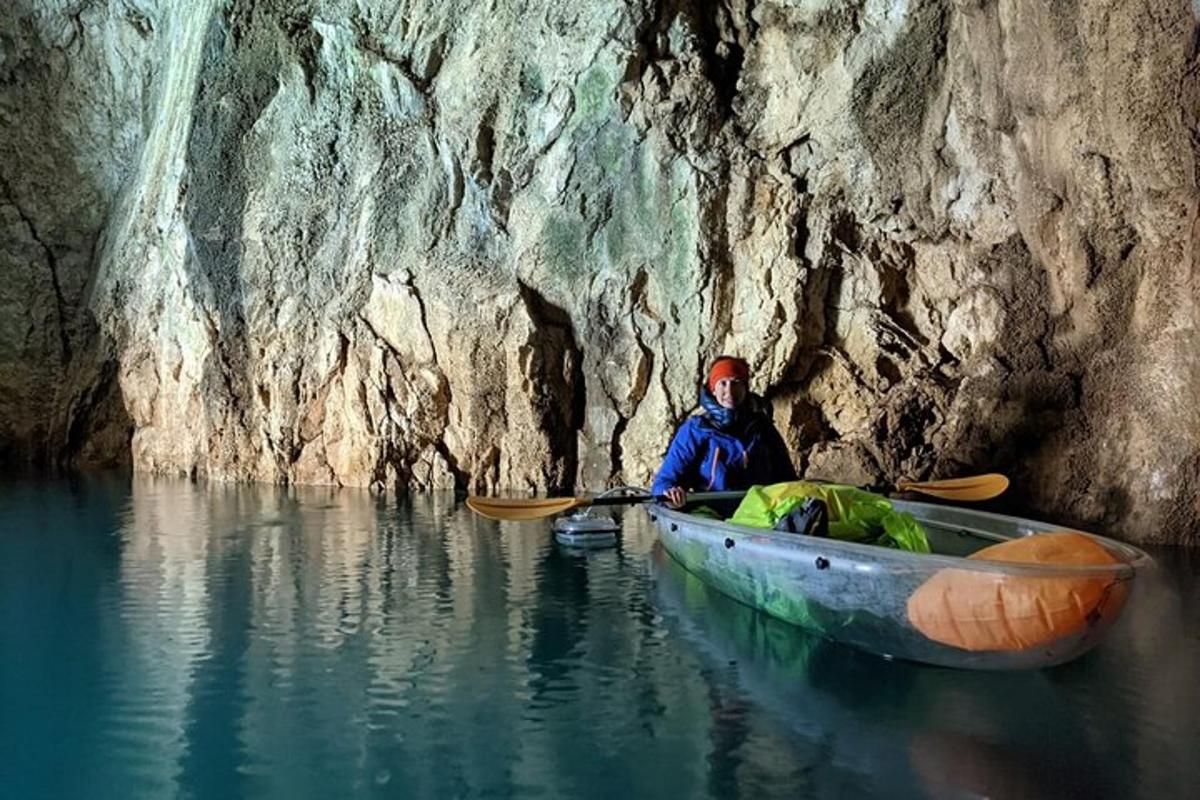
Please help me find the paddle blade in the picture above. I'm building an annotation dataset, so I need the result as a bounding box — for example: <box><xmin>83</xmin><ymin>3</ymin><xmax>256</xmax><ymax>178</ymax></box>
<box><xmin>466</xmin><ymin>495</ymin><xmax>585</xmax><ymax>521</ymax></box>
<box><xmin>896</xmin><ymin>473</ymin><xmax>1009</xmax><ymax>502</ymax></box>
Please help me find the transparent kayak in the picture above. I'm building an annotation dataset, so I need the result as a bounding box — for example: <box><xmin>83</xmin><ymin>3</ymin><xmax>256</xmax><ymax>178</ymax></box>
<box><xmin>649</xmin><ymin>499</ymin><xmax>1153</xmax><ymax>670</ymax></box>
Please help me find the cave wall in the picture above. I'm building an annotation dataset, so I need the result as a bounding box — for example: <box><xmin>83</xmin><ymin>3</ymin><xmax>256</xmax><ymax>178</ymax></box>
<box><xmin>1</xmin><ymin>0</ymin><xmax>1197</xmax><ymax>544</ymax></box>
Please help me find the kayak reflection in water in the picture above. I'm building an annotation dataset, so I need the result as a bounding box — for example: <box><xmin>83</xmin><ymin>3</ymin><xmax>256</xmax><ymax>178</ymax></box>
<box><xmin>652</xmin><ymin>356</ymin><xmax>797</xmax><ymax>514</ymax></box>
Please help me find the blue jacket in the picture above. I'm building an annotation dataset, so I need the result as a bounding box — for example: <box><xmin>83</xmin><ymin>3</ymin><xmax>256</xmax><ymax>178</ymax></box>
<box><xmin>652</xmin><ymin>395</ymin><xmax>797</xmax><ymax>498</ymax></box>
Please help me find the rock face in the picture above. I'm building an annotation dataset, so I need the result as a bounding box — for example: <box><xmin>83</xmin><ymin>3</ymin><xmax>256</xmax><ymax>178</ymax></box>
<box><xmin>1</xmin><ymin>0</ymin><xmax>1197</xmax><ymax>544</ymax></box>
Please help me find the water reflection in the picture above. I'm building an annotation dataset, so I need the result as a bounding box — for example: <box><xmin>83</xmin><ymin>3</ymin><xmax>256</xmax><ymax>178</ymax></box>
<box><xmin>109</xmin><ymin>478</ymin><xmax>216</xmax><ymax>794</ymax></box>
<box><xmin>647</xmin><ymin>537</ymin><xmax>1199</xmax><ymax>800</ymax></box>
<box><xmin>81</xmin><ymin>479</ymin><xmax>719</xmax><ymax>797</ymax></box>
<box><xmin>0</xmin><ymin>477</ymin><xmax>1196</xmax><ymax>798</ymax></box>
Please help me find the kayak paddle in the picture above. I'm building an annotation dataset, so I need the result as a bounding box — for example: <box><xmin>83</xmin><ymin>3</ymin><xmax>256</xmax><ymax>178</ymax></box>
<box><xmin>894</xmin><ymin>473</ymin><xmax>1009</xmax><ymax>502</ymax></box>
<box><xmin>466</xmin><ymin>491</ymin><xmax>746</xmax><ymax>522</ymax></box>
<box><xmin>467</xmin><ymin>473</ymin><xmax>1009</xmax><ymax>521</ymax></box>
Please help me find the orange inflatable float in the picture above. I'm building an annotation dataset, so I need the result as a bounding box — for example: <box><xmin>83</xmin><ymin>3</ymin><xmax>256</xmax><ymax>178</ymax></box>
<box><xmin>906</xmin><ymin>531</ymin><xmax>1130</xmax><ymax>652</ymax></box>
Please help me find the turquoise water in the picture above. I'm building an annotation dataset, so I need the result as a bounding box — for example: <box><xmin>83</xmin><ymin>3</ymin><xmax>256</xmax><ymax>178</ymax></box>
<box><xmin>1</xmin><ymin>477</ymin><xmax>1196</xmax><ymax>799</ymax></box>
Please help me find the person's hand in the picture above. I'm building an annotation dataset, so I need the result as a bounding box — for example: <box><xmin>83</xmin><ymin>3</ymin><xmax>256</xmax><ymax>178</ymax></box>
<box><xmin>663</xmin><ymin>487</ymin><xmax>687</xmax><ymax>509</ymax></box>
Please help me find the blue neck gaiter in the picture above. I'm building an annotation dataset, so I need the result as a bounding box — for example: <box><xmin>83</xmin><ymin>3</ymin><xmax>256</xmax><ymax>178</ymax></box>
<box><xmin>699</xmin><ymin>387</ymin><xmax>739</xmax><ymax>430</ymax></box>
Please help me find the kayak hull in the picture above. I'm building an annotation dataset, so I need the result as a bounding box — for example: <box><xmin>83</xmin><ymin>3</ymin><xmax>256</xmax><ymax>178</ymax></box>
<box><xmin>649</xmin><ymin>499</ymin><xmax>1151</xmax><ymax>670</ymax></box>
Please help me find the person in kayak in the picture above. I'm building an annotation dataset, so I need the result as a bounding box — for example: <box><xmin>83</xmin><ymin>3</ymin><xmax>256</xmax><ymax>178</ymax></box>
<box><xmin>652</xmin><ymin>355</ymin><xmax>797</xmax><ymax>510</ymax></box>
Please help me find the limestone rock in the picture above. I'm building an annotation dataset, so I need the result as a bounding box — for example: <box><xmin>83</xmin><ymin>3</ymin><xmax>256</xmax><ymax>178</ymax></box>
<box><xmin>0</xmin><ymin>0</ymin><xmax>1197</xmax><ymax>544</ymax></box>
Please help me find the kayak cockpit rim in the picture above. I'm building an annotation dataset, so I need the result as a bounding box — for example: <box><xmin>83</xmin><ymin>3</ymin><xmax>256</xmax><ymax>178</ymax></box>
<box><xmin>647</xmin><ymin>500</ymin><xmax>1151</xmax><ymax>576</ymax></box>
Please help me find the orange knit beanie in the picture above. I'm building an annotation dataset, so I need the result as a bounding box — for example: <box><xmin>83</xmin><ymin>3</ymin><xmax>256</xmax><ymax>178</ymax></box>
<box><xmin>707</xmin><ymin>356</ymin><xmax>750</xmax><ymax>392</ymax></box>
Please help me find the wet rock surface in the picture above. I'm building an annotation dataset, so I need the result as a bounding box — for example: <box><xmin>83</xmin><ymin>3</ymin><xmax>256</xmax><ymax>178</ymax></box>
<box><xmin>1</xmin><ymin>1</ymin><xmax>1197</xmax><ymax>543</ymax></box>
